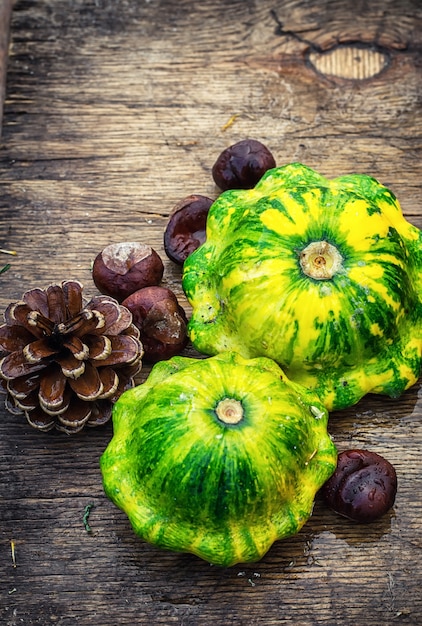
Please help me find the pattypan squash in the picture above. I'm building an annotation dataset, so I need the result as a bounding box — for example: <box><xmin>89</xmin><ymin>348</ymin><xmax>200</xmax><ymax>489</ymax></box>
<box><xmin>100</xmin><ymin>351</ymin><xmax>337</xmax><ymax>567</ymax></box>
<box><xmin>182</xmin><ymin>163</ymin><xmax>422</xmax><ymax>410</ymax></box>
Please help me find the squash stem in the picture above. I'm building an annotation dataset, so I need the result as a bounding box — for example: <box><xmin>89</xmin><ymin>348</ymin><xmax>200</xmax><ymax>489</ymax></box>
<box><xmin>215</xmin><ymin>398</ymin><xmax>244</xmax><ymax>425</ymax></box>
<box><xmin>299</xmin><ymin>240</ymin><xmax>343</xmax><ymax>280</ymax></box>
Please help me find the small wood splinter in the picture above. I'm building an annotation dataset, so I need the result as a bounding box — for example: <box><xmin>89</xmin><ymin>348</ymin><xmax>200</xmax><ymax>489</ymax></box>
<box><xmin>221</xmin><ymin>113</ymin><xmax>239</xmax><ymax>131</ymax></box>
<box><xmin>10</xmin><ymin>540</ymin><xmax>16</xmax><ymax>568</ymax></box>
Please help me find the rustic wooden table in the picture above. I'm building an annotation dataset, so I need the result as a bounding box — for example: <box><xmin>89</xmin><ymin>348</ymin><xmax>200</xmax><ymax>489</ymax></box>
<box><xmin>1</xmin><ymin>1</ymin><xmax>421</xmax><ymax>624</ymax></box>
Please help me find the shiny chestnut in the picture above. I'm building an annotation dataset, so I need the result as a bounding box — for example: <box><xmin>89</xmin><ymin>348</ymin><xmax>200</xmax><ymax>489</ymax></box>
<box><xmin>322</xmin><ymin>449</ymin><xmax>397</xmax><ymax>523</ymax></box>
<box><xmin>164</xmin><ymin>194</ymin><xmax>213</xmax><ymax>265</ymax></box>
<box><xmin>92</xmin><ymin>242</ymin><xmax>164</xmax><ymax>302</ymax></box>
<box><xmin>122</xmin><ymin>286</ymin><xmax>188</xmax><ymax>363</ymax></box>
<box><xmin>212</xmin><ymin>139</ymin><xmax>276</xmax><ymax>191</ymax></box>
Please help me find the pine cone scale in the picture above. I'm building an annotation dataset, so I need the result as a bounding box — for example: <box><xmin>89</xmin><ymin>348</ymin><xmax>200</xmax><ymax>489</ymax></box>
<box><xmin>7</xmin><ymin>372</ymin><xmax>40</xmax><ymax>399</ymax></box>
<box><xmin>27</xmin><ymin>311</ymin><xmax>56</xmax><ymax>334</ymax></box>
<box><xmin>106</xmin><ymin>307</ymin><xmax>134</xmax><ymax>336</ymax></box>
<box><xmin>22</xmin><ymin>287</ymin><xmax>50</xmax><ymax>317</ymax></box>
<box><xmin>84</xmin><ymin>335</ymin><xmax>112</xmax><ymax>360</ymax></box>
<box><xmin>23</xmin><ymin>337</ymin><xmax>59</xmax><ymax>363</ymax></box>
<box><xmin>61</xmin><ymin>280</ymin><xmax>84</xmax><ymax>317</ymax></box>
<box><xmin>68</xmin><ymin>362</ymin><xmax>104</xmax><ymax>401</ymax></box>
<box><xmin>38</xmin><ymin>366</ymin><xmax>67</xmax><ymax>412</ymax></box>
<box><xmin>97</xmin><ymin>367</ymin><xmax>119</xmax><ymax>399</ymax></box>
<box><xmin>94</xmin><ymin>335</ymin><xmax>142</xmax><ymax>367</ymax></box>
<box><xmin>0</xmin><ymin>324</ymin><xmax>34</xmax><ymax>352</ymax></box>
<box><xmin>86</xmin><ymin>298</ymin><xmax>135</xmax><ymax>335</ymax></box>
<box><xmin>26</xmin><ymin>406</ymin><xmax>56</xmax><ymax>432</ymax></box>
<box><xmin>62</xmin><ymin>336</ymin><xmax>90</xmax><ymax>360</ymax></box>
<box><xmin>5</xmin><ymin>303</ymin><xmax>46</xmax><ymax>338</ymax></box>
<box><xmin>0</xmin><ymin>351</ymin><xmax>47</xmax><ymax>379</ymax></box>
<box><xmin>57</xmin><ymin>397</ymin><xmax>92</xmax><ymax>431</ymax></box>
<box><xmin>64</xmin><ymin>311</ymin><xmax>104</xmax><ymax>338</ymax></box>
<box><xmin>14</xmin><ymin>389</ymin><xmax>38</xmax><ymax>411</ymax></box>
<box><xmin>55</xmin><ymin>352</ymin><xmax>85</xmax><ymax>379</ymax></box>
<box><xmin>46</xmin><ymin>284</ymin><xmax>69</xmax><ymax>323</ymax></box>
<box><xmin>40</xmin><ymin>387</ymin><xmax>71</xmax><ymax>416</ymax></box>
<box><xmin>86</xmin><ymin>400</ymin><xmax>112</xmax><ymax>428</ymax></box>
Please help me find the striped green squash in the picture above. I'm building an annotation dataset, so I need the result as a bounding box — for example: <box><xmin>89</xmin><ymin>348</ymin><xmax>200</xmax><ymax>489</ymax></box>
<box><xmin>182</xmin><ymin>163</ymin><xmax>422</xmax><ymax>410</ymax></box>
<box><xmin>100</xmin><ymin>351</ymin><xmax>337</xmax><ymax>567</ymax></box>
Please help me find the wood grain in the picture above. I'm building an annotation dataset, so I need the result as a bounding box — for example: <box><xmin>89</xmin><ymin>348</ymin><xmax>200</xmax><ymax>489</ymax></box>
<box><xmin>0</xmin><ymin>0</ymin><xmax>12</xmax><ymax>135</ymax></box>
<box><xmin>1</xmin><ymin>1</ymin><xmax>422</xmax><ymax>624</ymax></box>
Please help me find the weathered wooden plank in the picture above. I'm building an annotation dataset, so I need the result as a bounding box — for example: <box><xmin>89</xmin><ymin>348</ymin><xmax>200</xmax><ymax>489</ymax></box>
<box><xmin>0</xmin><ymin>0</ymin><xmax>12</xmax><ymax>135</ymax></box>
<box><xmin>1</xmin><ymin>1</ymin><xmax>421</xmax><ymax>624</ymax></box>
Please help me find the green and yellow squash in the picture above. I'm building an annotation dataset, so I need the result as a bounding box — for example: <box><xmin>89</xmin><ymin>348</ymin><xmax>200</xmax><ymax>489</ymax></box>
<box><xmin>100</xmin><ymin>351</ymin><xmax>337</xmax><ymax>567</ymax></box>
<box><xmin>182</xmin><ymin>163</ymin><xmax>422</xmax><ymax>410</ymax></box>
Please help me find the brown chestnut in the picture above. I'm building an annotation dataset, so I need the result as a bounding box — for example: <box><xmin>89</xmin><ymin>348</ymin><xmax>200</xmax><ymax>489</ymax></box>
<box><xmin>212</xmin><ymin>139</ymin><xmax>276</xmax><ymax>191</ymax></box>
<box><xmin>122</xmin><ymin>286</ymin><xmax>188</xmax><ymax>363</ymax></box>
<box><xmin>92</xmin><ymin>242</ymin><xmax>164</xmax><ymax>302</ymax></box>
<box><xmin>321</xmin><ymin>449</ymin><xmax>397</xmax><ymax>523</ymax></box>
<box><xmin>164</xmin><ymin>194</ymin><xmax>213</xmax><ymax>265</ymax></box>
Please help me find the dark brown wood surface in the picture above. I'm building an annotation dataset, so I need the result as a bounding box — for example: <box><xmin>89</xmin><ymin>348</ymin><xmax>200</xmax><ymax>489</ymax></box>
<box><xmin>1</xmin><ymin>1</ymin><xmax>421</xmax><ymax>624</ymax></box>
<box><xmin>0</xmin><ymin>0</ymin><xmax>12</xmax><ymax>135</ymax></box>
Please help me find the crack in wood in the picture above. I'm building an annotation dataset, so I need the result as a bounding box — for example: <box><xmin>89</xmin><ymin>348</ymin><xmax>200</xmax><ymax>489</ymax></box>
<box><xmin>270</xmin><ymin>8</ymin><xmax>393</xmax><ymax>80</ymax></box>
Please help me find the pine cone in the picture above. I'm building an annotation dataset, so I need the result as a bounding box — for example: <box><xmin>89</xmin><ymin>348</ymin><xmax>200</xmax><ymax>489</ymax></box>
<box><xmin>0</xmin><ymin>280</ymin><xmax>143</xmax><ymax>434</ymax></box>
